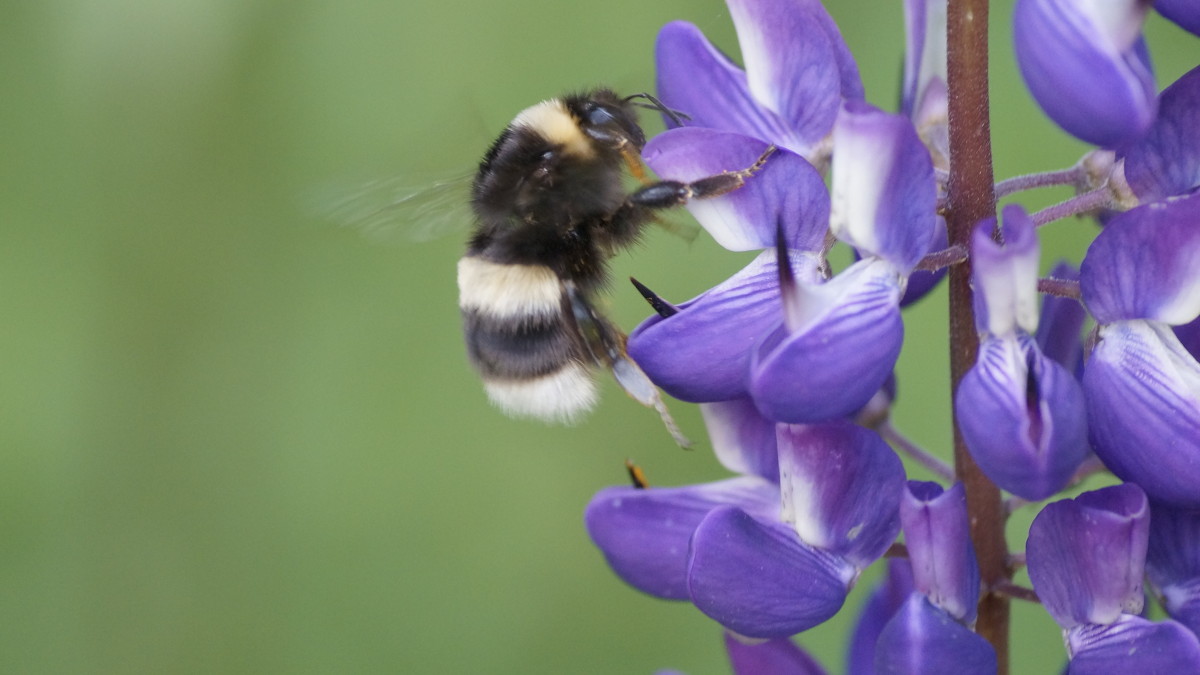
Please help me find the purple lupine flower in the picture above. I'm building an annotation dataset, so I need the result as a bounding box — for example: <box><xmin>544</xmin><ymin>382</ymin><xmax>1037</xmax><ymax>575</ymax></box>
<box><xmin>955</xmin><ymin>206</ymin><xmax>1089</xmax><ymax>500</ymax></box>
<box><xmin>724</xmin><ymin>632</ymin><xmax>827</xmax><ymax>675</ymax></box>
<box><xmin>1146</xmin><ymin>501</ymin><xmax>1200</xmax><ymax>638</ymax></box>
<box><xmin>1026</xmin><ymin>485</ymin><xmax>1200</xmax><ymax>670</ymax></box>
<box><xmin>1013</xmin><ymin>0</ymin><xmax>1157</xmax><ymax>148</ymax></box>
<box><xmin>846</xmin><ymin>559</ymin><xmax>915</xmax><ymax>675</ymax></box>
<box><xmin>655</xmin><ymin>0</ymin><xmax>863</xmax><ymax>163</ymax></box>
<box><xmin>1121</xmin><ymin>65</ymin><xmax>1200</xmax><ymax>203</ymax></box>
<box><xmin>1036</xmin><ymin>262</ymin><xmax>1087</xmax><ymax>377</ymax></box>
<box><xmin>747</xmin><ymin>102</ymin><xmax>937</xmax><ymax>424</ymax></box>
<box><xmin>1080</xmin><ymin>193</ymin><xmax>1200</xmax><ymax>507</ymax></box>
<box><xmin>870</xmin><ymin>482</ymin><xmax>996</xmax><ymax>674</ymax></box>
<box><xmin>1155</xmin><ymin>0</ymin><xmax>1200</xmax><ymax>35</ymax></box>
<box><xmin>628</xmin><ymin>129</ymin><xmax>830</xmax><ymax>403</ymax></box>
<box><xmin>901</xmin><ymin>0</ymin><xmax>949</xmax><ymax>170</ymax></box>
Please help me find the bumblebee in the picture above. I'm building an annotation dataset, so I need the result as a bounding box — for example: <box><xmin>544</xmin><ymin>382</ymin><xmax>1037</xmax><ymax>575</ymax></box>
<box><xmin>458</xmin><ymin>88</ymin><xmax>772</xmax><ymax>445</ymax></box>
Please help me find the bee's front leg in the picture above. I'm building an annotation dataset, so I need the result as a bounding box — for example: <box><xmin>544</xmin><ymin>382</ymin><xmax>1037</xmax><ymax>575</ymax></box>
<box><xmin>628</xmin><ymin>145</ymin><xmax>777</xmax><ymax>209</ymax></box>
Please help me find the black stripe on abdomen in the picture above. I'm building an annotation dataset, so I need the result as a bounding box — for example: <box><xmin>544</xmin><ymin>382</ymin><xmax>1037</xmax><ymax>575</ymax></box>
<box><xmin>462</xmin><ymin>308</ymin><xmax>585</xmax><ymax>380</ymax></box>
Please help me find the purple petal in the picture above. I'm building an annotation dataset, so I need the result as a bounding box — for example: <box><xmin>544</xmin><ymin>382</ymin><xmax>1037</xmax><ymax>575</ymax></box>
<box><xmin>1156</xmin><ymin>0</ymin><xmax>1200</xmax><ymax>36</ymax></box>
<box><xmin>725</xmin><ymin>632</ymin><xmax>828</xmax><ymax>675</ymax></box>
<box><xmin>1066</xmin><ymin>615</ymin><xmax>1200</xmax><ymax>673</ymax></box>
<box><xmin>749</xmin><ymin>259</ymin><xmax>904</xmax><ymax>424</ymax></box>
<box><xmin>1037</xmin><ymin>262</ymin><xmax>1086</xmax><ymax>375</ymax></box>
<box><xmin>726</xmin><ymin>0</ymin><xmax>861</xmax><ymax>155</ymax></box>
<box><xmin>1026</xmin><ymin>484</ymin><xmax>1150</xmax><ymax>628</ymax></box>
<box><xmin>899</xmin><ymin>216</ymin><xmax>948</xmax><ymax>307</ymax></box>
<box><xmin>846</xmin><ymin>559</ymin><xmax>916</xmax><ymax>675</ymax></box>
<box><xmin>776</xmin><ymin>421</ymin><xmax>906</xmax><ymax>568</ymax></box>
<box><xmin>900</xmin><ymin>481</ymin><xmax>980</xmax><ymax>623</ymax></box>
<box><xmin>971</xmin><ymin>205</ymin><xmax>1040</xmax><ymax>337</ymax></box>
<box><xmin>629</xmin><ymin>249</ymin><xmax>823</xmax><ymax>402</ymax></box>
<box><xmin>655</xmin><ymin>22</ymin><xmax>807</xmax><ymax>155</ymax></box>
<box><xmin>830</xmin><ymin>102</ymin><xmax>938</xmax><ymax>273</ymax></box>
<box><xmin>1083</xmin><ymin>320</ymin><xmax>1200</xmax><ymax>507</ymax></box>
<box><xmin>643</xmin><ymin>128</ymin><xmax>830</xmax><ymax>252</ymax></box>
<box><xmin>585</xmin><ymin>477</ymin><xmax>778</xmax><ymax>600</ymax></box>
<box><xmin>956</xmin><ymin>334</ymin><xmax>1089</xmax><ymax>501</ymax></box>
<box><xmin>901</xmin><ymin>0</ymin><xmax>949</xmax><ymax>164</ymax></box>
<box><xmin>687</xmin><ymin>505</ymin><xmax>853</xmax><ymax>638</ymax></box>
<box><xmin>1177</xmin><ymin>316</ymin><xmax>1200</xmax><ymax>361</ymax></box>
<box><xmin>1123</xmin><ymin>65</ymin><xmax>1200</xmax><ymax>202</ymax></box>
<box><xmin>872</xmin><ymin>594</ymin><xmax>998</xmax><ymax>675</ymax></box>
<box><xmin>701</xmin><ymin>398</ymin><xmax>780</xmax><ymax>482</ymax></box>
<box><xmin>1146</xmin><ymin>502</ymin><xmax>1200</xmax><ymax>636</ymax></box>
<box><xmin>1081</xmin><ymin>194</ymin><xmax>1200</xmax><ymax>325</ymax></box>
<box><xmin>1013</xmin><ymin>0</ymin><xmax>1157</xmax><ymax>148</ymax></box>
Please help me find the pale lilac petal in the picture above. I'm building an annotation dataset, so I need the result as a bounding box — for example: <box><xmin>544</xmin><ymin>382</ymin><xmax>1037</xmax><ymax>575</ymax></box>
<box><xmin>655</xmin><ymin>22</ymin><xmax>806</xmax><ymax>153</ymax></box>
<box><xmin>643</xmin><ymin>128</ymin><xmax>830</xmax><ymax>252</ymax></box>
<box><xmin>1084</xmin><ymin>320</ymin><xmax>1200</xmax><ymax>507</ymax></box>
<box><xmin>846</xmin><ymin>559</ymin><xmax>916</xmax><ymax>675</ymax></box>
<box><xmin>872</xmin><ymin>594</ymin><xmax>998</xmax><ymax>675</ymax></box>
<box><xmin>1066</xmin><ymin>615</ymin><xmax>1200</xmax><ymax>673</ymax></box>
<box><xmin>1081</xmin><ymin>194</ymin><xmax>1200</xmax><ymax>325</ymax></box>
<box><xmin>749</xmin><ymin>259</ymin><xmax>905</xmax><ymax>424</ymax></box>
<box><xmin>900</xmin><ymin>481</ymin><xmax>980</xmax><ymax>623</ymax></box>
<box><xmin>1123</xmin><ymin>65</ymin><xmax>1200</xmax><ymax>201</ymax></box>
<box><xmin>1156</xmin><ymin>0</ymin><xmax>1200</xmax><ymax>36</ymax></box>
<box><xmin>830</xmin><ymin>102</ymin><xmax>938</xmax><ymax>273</ymax></box>
<box><xmin>1146</xmin><ymin>502</ymin><xmax>1200</xmax><ymax>636</ymax></box>
<box><xmin>1026</xmin><ymin>484</ymin><xmax>1150</xmax><ymax>628</ymax></box>
<box><xmin>687</xmin><ymin>505</ymin><xmax>853</xmax><ymax>638</ymax></box>
<box><xmin>901</xmin><ymin>0</ymin><xmax>949</xmax><ymax>167</ymax></box>
<box><xmin>725</xmin><ymin>632</ymin><xmax>828</xmax><ymax>675</ymax></box>
<box><xmin>956</xmin><ymin>334</ymin><xmax>1089</xmax><ymax>501</ymax></box>
<box><xmin>776</xmin><ymin>421</ymin><xmax>906</xmax><ymax>568</ymax></box>
<box><xmin>1013</xmin><ymin>0</ymin><xmax>1157</xmax><ymax>148</ymax></box>
<box><xmin>727</xmin><ymin>0</ymin><xmax>861</xmax><ymax>155</ymax></box>
<box><xmin>702</xmin><ymin>398</ymin><xmax>780</xmax><ymax>482</ymax></box>
<box><xmin>629</xmin><ymin>250</ymin><xmax>823</xmax><ymax>402</ymax></box>
<box><xmin>971</xmin><ymin>205</ymin><xmax>1040</xmax><ymax>337</ymax></box>
<box><xmin>585</xmin><ymin>477</ymin><xmax>778</xmax><ymax>600</ymax></box>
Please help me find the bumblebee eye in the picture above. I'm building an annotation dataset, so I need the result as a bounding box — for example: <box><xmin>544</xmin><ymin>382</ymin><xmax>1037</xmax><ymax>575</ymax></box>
<box><xmin>586</xmin><ymin>105</ymin><xmax>617</xmax><ymax>127</ymax></box>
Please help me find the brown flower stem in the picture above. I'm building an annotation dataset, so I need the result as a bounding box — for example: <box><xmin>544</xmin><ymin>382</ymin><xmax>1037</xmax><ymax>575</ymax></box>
<box><xmin>946</xmin><ymin>0</ymin><xmax>1011</xmax><ymax>672</ymax></box>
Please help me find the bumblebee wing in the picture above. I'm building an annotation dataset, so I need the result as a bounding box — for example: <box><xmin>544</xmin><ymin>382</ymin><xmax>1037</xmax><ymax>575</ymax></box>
<box><xmin>308</xmin><ymin>170</ymin><xmax>474</xmax><ymax>243</ymax></box>
<box><xmin>564</xmin><ymin>282</ymin><xmax>691</xmax><ymax>448</ymax></box>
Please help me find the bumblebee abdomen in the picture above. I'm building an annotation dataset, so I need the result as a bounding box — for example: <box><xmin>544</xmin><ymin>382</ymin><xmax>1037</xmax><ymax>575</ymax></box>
<box><xmin>457</xmin><ymin>255</ymin><xmax>598</xmax><ymax>422</ymax></box>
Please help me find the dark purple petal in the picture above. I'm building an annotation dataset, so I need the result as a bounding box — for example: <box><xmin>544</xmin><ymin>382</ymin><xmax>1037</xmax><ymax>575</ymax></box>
<box><xmin>846</xmin><ymin>559</ymin><xmax>916</xmax><ymax>675</ymax></box>
<box><xmin>900</xmin><ymin>481</ymin><xmax>980</xmax><ymax>623</ymax></box>
<box><xmin>1013</xmin><ymin>0</ymin><xmax>1156</xmax><ymax>148</ymax></box>
<box><xmin>629</xmin><ymin>250</ymin><xmax>823</xmax><ymax>402</ymax></box>
<box><xmin>899</xmin><ymin>216</ymin><xmax>948</xmax><ymax>307</ymax></box>
<box><xmin>1038</xmin><ymin>262</ymin><xmax>1086</xmax><ymax>375</ymax></box>
<box><xmin>655</xmin><ymin>22</ymin><xmax>807</xmax><ymax>155</ymax></box>
<box><xmin>830</xmin><ymin>102</ymin><xmax>938</xmax><ymax>273</ymax></box>
<box><xmin>688</xmin><ymin>505</ymin><xmax>853</xmax><ymax>638</ymax></box>
<box><xmin>1066</xmin><ymin>615</ymin><xmax>1200</xmax><ymax>673</ymax></box>
<box><xmin>643</xmin><ymin>128</ymin><xmax>830</xmax><ymax>252</ymax></box>
<box><xmin>1177</xmin><ymin>316</ymin><xmax>1200</xmax><ymax>361</ymax></box>
<box><xmin>1147</xmin><ymin>502</ymin><xmax>1200</xmax><ymax>636</ymax></box>
<box><xmin>1155</xmin><ymin>0</ymin><xmax>1200</xmax><ymax>37</ymax></box>
<box><xmin>727</xmin><ymin>0</ymin><xmax>861</xmax><ymax>153</ymax></box>
<box><xmin>1123</xmin><ymin>65</ymin><xmax>1200</xmax><ymax>202</ymax></box>
<box><xmin>956</xmin><ymin>334</ymin><xmax>1089</xmax><ymax>500</ymax></box>
<box><xmin>971</xmin><ymin>205</ymin><xmax>1040</xmax><ymax>338</ymax></box>
<box><xmin>873</xmin><ymin>594</ymin><xmax>998</xmax><ymax>675</ymax></box>
<box><xmin>749</xmin><ymin>259</ymin><xmax>904</xmax><ymax>423</ymax></box>
<box><xmin>701</xmin><ymin>398</ymin><xmax>780</xmax><ymax>482</ymax></box>
<box><xmin>1026</xmin><ymin>484</ymin><xmax>1150</xmax><ymax>628</ymax></box>
<box><xmin>776</xmin><ymin>421</ymin><xmax>906</xmax><ymax>568</ymax></box>
<box><xmin>585</xmin><ymin>477</ymin><xmax>778</xmax><ymax>600</ymax></box>
<box><xmin>1083</xmin><ymin>320</ymin><xmax>1200</xmax><ymax>508</ymax></box>
<box><xmin>725</xmin><ymin>632</ymin><xmax>828</xmax><ymax>675</ymax></box>
<box><xmin>1081</xmin><ymin>194</ymin><xmax>1200</xmax><ymax>325</ymax></box>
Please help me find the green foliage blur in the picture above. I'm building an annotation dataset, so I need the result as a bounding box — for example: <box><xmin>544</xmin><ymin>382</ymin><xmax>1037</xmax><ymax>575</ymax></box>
<box><xmin>0</xmin><ymin>1</ymin><xmax>1194</xmax><ymax>672</ymax></box>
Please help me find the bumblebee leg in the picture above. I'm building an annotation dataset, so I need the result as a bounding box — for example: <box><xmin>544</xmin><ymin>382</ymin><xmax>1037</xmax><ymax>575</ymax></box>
<box><xmin>564</xmin><ymin>282</ymin><xmax>692</xmax><ymax>448</ymax></box>
<box><xmin>628</xmin><ymin>145</ymin><xmax>776</xmax><ymax>209</ymax></box>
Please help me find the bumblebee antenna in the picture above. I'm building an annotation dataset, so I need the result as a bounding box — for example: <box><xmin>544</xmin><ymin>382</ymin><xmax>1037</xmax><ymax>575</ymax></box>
<box><xmin>624</xmin><ymin>92</ymin><xmax>691</xmax><ymax>127</ymax></box>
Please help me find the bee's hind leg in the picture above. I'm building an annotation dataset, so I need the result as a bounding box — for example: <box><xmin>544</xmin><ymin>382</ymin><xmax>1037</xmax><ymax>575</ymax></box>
<box><xmin>627</xmin><ymin>145</ymin><xmax>776</xmax><ymax>210</ymax></box>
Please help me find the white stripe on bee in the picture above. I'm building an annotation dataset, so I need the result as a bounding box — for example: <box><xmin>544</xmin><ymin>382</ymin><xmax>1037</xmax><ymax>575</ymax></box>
<box><xmin>458</xmin><ymin>257</ymin><xmax>563</xmax><ymax>319</ymax></box>
<box><xmin>484</xmin><ymin>362</ymin><xmax>599</xmax><ymax>423</ymax></box>
<box><xmin>512</xmin><ymin>99</ymin><xmax>594</xmax><ymax>158</ymax></box>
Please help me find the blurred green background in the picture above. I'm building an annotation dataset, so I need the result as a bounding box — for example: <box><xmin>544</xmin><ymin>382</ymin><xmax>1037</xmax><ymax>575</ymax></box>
<box><xmin>0</xmin><ymin>0</ymin><xmax>1194</xmax><ymax>672</ymax></box>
